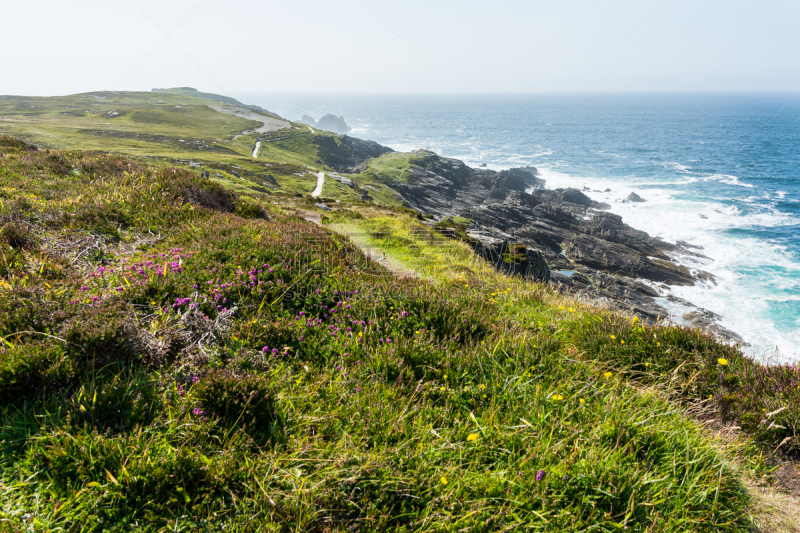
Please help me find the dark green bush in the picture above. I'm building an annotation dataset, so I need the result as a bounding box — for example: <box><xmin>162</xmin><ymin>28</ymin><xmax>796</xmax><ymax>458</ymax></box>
<box><xmin>193</xmin><ymin>370</ymin><xmax>277</xmax><ymax>436</ymax></box>
<box><xmin>0</xmin><ymin>221</ymin><xmax>37</xmax><ymax>250</ymax></box>
<box><xmin>0</xmin><ymin>342</ymin><xmax>74</xmax><ymax>399</ymax></box>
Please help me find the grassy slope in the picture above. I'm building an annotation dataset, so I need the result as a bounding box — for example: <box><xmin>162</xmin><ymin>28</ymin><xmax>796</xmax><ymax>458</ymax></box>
<box><xmin>0</xmin><ymin>93</ymin><xmax>419</xmax><ymax>208</ymax></box>
<box><xmin>0</xmin><ymin>92</ymin><xmax>326</xmax><ymax>197</ymax></box>
<box><xmin>1</xmin><ymin>136</ymin><xmax>798</xmax><ymax>532</ymax></box>
<box><xmin>150</xmin><ymin>87</ymin><xmax>282</xmax><ymax>118</ymax></box>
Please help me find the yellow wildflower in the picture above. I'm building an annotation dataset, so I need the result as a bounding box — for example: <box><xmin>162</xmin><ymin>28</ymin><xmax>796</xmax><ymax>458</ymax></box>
<box><xmin>579</xmin><ymin>398</ymin><xmax>585</xmax><ymax>404</ymax></box>
<box><xmin>553</xmin><ymin>394</ymin><xmax>564</xmax><ymax>401</ymax></box>
<box><xmin>603</xmin><ymin>372</ymin><xmax>613</xmax><ymax>378</ymax></box>
<box><xmin>479</xmin><ymin>384</ymin><xmax>486</xmax><ymax>390</ymax></box>
<box><xmin>440</xmin><ymin>386</ymin><xmax>446</xmax><ymax>392</ymax></box>
<box><xmin>718</xmin><ymin>358</ymin><xmax>728</xmax><ymax>366</ymax></box>
<box><xmin>440</xmin><ymin>477</ymin><xmax>448</xmax><ymax>485</ymax></box>
<box><xmin>610</xmin><ymin>335</ymin><xmax>616</xmax><ymax>339</ymax></box>
<box><xmin>467</xmin><ymin>433</ymin><xmax>478</xmax><ymax>442</ymax></box>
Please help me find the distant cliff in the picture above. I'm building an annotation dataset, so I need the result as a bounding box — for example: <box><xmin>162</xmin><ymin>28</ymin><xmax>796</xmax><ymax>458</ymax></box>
<box><xmin>151</xmin><ymin>87</ymin><xmax>282</xmax><ymax>119</ymax></box>
<box><xmin>300</xmin><ymin>114</ymin><xmax>351</xmax><ymax>134</ymax></box>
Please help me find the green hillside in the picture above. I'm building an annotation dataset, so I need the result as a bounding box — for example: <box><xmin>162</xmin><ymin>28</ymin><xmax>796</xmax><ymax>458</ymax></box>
<box><xmin>0</xmin><ymin>94</ymin><xmax>798</xmax><ymax>531</ymax></box>
<box><xmin>151</xmin><ymin>87</ymin><xmax>282</xmax><ymax>118</ymax></box>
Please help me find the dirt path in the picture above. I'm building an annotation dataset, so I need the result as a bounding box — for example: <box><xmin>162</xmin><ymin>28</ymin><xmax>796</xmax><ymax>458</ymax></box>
<box><xmin>311</xmin><ymin>172</ymin><xmax>325</xmax><ymax>197</ymax></box>
<box><xmin>252</xmin><ymin>140</ymin><xmax>261</xmax><ymax>158</ymax></box>
<box><xmin>208</xmin><ymin>105</ymin><xmax>290</xmax><ymax>137</ymax></box>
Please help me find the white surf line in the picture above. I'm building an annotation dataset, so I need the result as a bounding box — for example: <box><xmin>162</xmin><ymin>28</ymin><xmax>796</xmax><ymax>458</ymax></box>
<box><xmin>252</xmin><ymin>140</ymin><xmax>261</xmax><ymax>158</ymax></box>
<box><xmin>311</xmin><ymin>172</ymin><xmax>325</xmax><ymax>197</ymax></box>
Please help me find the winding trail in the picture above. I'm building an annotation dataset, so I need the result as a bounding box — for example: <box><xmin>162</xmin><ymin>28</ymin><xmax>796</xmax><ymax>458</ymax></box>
<box><xmin>252</xmin><ymin>141</ymin><xmax>261</xmax><ymax>158</ymax></box>
<box><xmin>311</xmin><ymin>172</ymin><xmax>325</xmax><ymax>197</ymax></box>
<box><xmin>208</xmin><ymin>105</ymin><xmax>289</xmax><ymax>136</ymax></box>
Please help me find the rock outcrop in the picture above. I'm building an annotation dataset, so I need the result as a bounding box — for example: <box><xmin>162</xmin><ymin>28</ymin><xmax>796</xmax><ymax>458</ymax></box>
<box><xmin>316</xmin><ymin>114</ymin><xmax>351</xmax><ymax>134</ymax></box>
<box><xmin>627</xmin><ymin>192</ymin><xmax>646</xmax><ymax>202</ymax></box>
<box><xmin>465</xmin><ymin>231</ymin><xmax>550</xmax><ymax>282</ymax></box>
<box><xmin>314</xmin><ymin>135</ymin><xmax>394</xmax><ymax>174</ymax></box>
<box><xmin>366</xmin><ymin>150</ymin><xmax>729</xmax><ymax>332</ymax></box>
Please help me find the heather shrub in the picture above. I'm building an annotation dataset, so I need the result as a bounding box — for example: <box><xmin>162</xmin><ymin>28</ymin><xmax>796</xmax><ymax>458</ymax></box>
<box><xmin>76</xmin><ymin>154</ymin><xmax>143</xmax><ymax>178</ymax></box>
<box><xmin>59</xmin><ymin>299</ymin><xmax>135</xmax><ymax>367</ymax></box>
<box><xmin>68</xmin><ymin>202</ymin><xmax>133</xmax><ymax>237</ymax></box>
<box><xmin>0</xmin><ymin>221</ymin><xmax>37</xmax><ymax>250</ymax></box>
<box><xmin>192</xmin><ymin>370</ymin><xmax>277</xmax><ymax>439</ymax></box>
<box><xmin>0</xmin><ymin>298</ymin><xmax>138</xmax><ymax>400</ymax></box>
<box><xmin>0</xmin><ymin>136</ymin><xmax>39</xmax><ymax>156</ymax></box>
<box><xmin>181</xmin><ymin>177</ymin><xmax>237</xmax><ymax>213</ymax></box>
<box><xmin>234</xmin><ymin>197</ymin><xmax>271</xmax><ymax>219</ymax></box>
<box><xmin>0</xmin><ymin>342</ymin><xmax>74</xmax><ymax>399</ymax></box>
<box><xmin>66</xmin><ymin>368</ymin><xmax>161</xmax><ymax>433</ymax></box>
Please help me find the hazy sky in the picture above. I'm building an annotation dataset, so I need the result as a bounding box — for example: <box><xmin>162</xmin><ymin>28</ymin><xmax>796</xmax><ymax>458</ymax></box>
<box><xmin>3</xmin><ymin>0</ymin><xmax>799</xmax><ymax>96</ymax></box>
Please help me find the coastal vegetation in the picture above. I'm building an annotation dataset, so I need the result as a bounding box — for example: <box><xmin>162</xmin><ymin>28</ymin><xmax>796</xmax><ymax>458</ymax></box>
<box><xmin>0</xmin><ymin>92</ymin><xmax>799</xmax><ymax>531</ymax></box>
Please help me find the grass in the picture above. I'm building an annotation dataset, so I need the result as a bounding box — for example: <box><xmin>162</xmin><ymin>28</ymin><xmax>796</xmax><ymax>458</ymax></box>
<box><xmin>0</xmin><ymin>92</ymin><xmax>354</xmax><ymax>201</ymax></box>
<box><xmin>333</xmin><ymin>214</ymin><xmax>800</xmax><ymax>454</ymax></box>
<box><xmin>0</xmin><ymin>92</ymin><xmax>427</xmax><ymax>208</ymax></box>
<box><xmin>0</xmin><ymin>132</ymin><xmax>798</xmax><ymax>531</ymax></box>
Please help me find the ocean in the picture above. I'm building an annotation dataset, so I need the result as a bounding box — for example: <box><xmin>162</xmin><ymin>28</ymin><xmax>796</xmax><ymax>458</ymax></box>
<box><xmin>240</xmin><ymin>93</ymin><xmax>800</xmax><ymax>362</ymax></box>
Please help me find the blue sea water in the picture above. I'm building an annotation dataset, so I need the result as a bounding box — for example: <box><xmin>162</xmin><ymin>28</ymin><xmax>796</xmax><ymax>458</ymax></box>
<box><xmin>241</xmin><ymin>93</ymin><xmax>800</xmax><ymax>362</ymax></box>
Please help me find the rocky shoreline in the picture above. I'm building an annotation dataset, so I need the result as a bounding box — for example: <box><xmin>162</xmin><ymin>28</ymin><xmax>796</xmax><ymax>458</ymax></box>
<box><xmin>366</xmin><ymin>150</ymin><xmax>742</xmax><ymax>344</ymax></box>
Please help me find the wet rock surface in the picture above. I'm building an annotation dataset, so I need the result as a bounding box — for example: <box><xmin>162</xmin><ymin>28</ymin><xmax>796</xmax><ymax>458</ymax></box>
<box><xmin>370</xmin><ymin>150</ymin><xmax>737</xmax><ymax>341</ymax></box>
<box><xmin>626</xmin><ymin>192</ymin><xmax>646</xmax><ymax>202</ymax></box>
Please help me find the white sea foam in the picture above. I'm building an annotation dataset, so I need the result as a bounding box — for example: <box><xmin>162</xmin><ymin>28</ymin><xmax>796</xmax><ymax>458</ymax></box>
<box><xmin>535</xmin><ymin>166</ymin><xmax>800</xmax><ymax>362</ymax></box>
<box><xmin>665</xmin><ymin>162</ymin><xmax>692</xmax><ymax>173</ymax></box>
<box><xmin>704</xmin><ymin>174</ymin><xmax>755</xmax><ymax>188</ymax></box>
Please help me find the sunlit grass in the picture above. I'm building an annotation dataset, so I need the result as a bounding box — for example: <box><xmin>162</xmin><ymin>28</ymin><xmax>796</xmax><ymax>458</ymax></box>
<box><xmin>0</xmin><ymin>136</ymin><xmax>792</xmax><ymax>531</ymax></box>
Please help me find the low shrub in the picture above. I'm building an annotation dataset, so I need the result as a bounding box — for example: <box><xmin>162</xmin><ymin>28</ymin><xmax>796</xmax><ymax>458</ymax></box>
<box><xmin>192</xmin><ymin>370</ymin><xmax>277</xmax><ymax>438</ymax></box>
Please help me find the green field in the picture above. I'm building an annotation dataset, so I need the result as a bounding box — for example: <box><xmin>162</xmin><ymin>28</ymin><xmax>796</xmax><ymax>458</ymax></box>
<box><xmin>0</xmin><ymin>91</ymin><xmax>413</xmax><ymax>205</ymax></box>
<box><xmin>0</xmin><ymin>92</ymin><xmax>798</xmax><ymax>531</ymax></box>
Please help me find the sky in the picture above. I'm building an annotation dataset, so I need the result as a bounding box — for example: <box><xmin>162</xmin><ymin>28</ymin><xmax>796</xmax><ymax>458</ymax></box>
<box><xmin>2</xmin><ymin>0</ymin><xmax>800</xmax><ymax>96</ymax></box>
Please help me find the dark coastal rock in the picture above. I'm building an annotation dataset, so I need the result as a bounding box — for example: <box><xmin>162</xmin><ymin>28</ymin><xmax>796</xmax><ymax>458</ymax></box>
<box><xmin>382</xmin><ymin>151</ymin><xmax>695</xmax><ymax>287</ymax></box>
<box><xmin>627</xmin><ymin>192</ymin><xmax>646</xmax><ymax>202</ymax></box>
<box><xmin>316</xmin><ymin>114</ymin><xmax>351</xmax><ymax>134</ymax></box>
<box><xmin>548</xmin><ymin>266</ymin><xmax>668</xmax><ymax>321</ymax></box>
<box><xmin>518</xmin><ymin>166</ymin><xmax>546</xmax><ymax>189</ymax></box>
<box><xmin>561</xmin><ymin>188</ymin><xmax>594</xmax><ymax>207</ymax></box>
<box><xmin>357</xmin><ymin>149</ymin><xmax>735</xmax><ymax>337</ymax></box>
<box><xmin>466</xmin><ymin>231</ymin><xmax>550</xmax><ymax>282</ymax></box>
<box><xmin>683</xmin><ymin>309</ymin><xmax>743</xmax><ymax>343</ymax></box>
